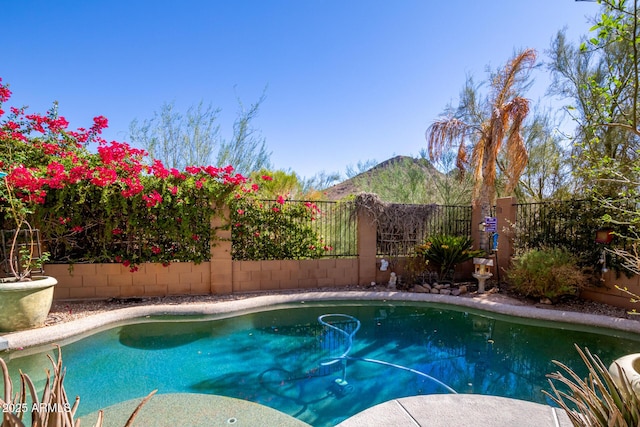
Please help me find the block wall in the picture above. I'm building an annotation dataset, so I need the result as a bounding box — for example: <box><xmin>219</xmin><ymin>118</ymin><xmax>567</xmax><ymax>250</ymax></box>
<box><xmin>46</xmin><ymin>262</ymin><xmax>211</xmax><ymax>300</ymax></box>
<box><xmin>582</xmin><ymin>270</ymin><xmax>640</xmax><ymax>311</ymax></box>
<box><xmin>47</xmin><ymin>258</ymin><xmax>359</xmax><ymax>300</ymax></box>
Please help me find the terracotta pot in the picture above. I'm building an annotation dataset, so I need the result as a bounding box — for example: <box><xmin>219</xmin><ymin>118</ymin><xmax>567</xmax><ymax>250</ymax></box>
<box><xmin>0</xmin><ymin>276</ymin><xmax>57</xmax><ymax>332</ymax></box>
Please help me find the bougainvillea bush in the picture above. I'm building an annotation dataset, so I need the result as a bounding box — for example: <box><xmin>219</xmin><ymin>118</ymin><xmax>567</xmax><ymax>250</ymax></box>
<box><xmin>230</xmin><ymin>193</ymin><xmax>333</xmax><ymax>260</ymax></box>
<box><xmin>0</xmin><ymin>77</ymin><xmax>251</xmax><ymax>270</ymax></box>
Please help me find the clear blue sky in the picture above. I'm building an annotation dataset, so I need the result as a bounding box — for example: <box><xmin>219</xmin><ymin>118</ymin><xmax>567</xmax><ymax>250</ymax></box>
<box><xmin>4</xmin><ymin>0</ymin><xmax>600</xmax><ymax>179</ymax></box>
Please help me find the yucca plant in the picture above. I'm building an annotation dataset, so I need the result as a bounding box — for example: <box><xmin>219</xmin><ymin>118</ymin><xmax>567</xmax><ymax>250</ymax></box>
<box><xmin>1</xmin><ymin>345</ymin><xmax>155</xmax><ymax>427</ymax></box>
<box><xmin>544</xmin><ymin>345</ymin><xmax>640</xmax><ymax>427</ymax></box>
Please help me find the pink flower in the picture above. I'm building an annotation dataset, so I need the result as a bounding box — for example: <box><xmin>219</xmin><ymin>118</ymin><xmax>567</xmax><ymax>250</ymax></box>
<box><xmin>92</xmin><ymin>115</ymin><xmax>108</xmax><ymax>130</ymax></box>
<box><xmin>142</xmin><ymin>190</ymin><xmax>163</xmax><ymax>208</ymax></box>
<box><xmin>151</xmin><ymin>159</ymin><xmax>169</xmax><ymax>178</ymax></box>
<box><xmin>0</xmin><ymin>78</ymin><xmax>12</xmax><ymax>102</ymax></box>
<box><xmin>170</xmin><ymin>168</ymin><xmax>186</xmax><ymax>180</ymax></box>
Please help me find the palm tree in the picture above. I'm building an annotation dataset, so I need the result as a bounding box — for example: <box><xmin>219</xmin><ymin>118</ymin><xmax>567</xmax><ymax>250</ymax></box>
<box><xmin>425</xmin><ymin>48</ymin><xmax>537</xmax><ymax>251</ymax></box>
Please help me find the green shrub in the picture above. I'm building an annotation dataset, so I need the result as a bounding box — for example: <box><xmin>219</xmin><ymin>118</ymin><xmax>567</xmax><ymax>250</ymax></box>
<box><xmin>507</xmin><ymin>247</ymin><xmax>587</xmax><ymax>301</ymax></box>
<box><xmin>414</xmin><ymin>235</ymin><xmax>482</xmax><ymax>279</ymax></box>
<box><xmin>230</xmin><ymin>197</ymin><xmax>332</xmax><ymax>260</ymax></box>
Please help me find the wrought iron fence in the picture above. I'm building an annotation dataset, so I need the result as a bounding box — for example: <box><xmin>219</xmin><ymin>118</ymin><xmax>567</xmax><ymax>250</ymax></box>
<box><xmin>376</xmin><ymin>204</ymin><xmax>473</xmax><ymax>257</ymax></box>
<box><xmin>513</xmin><ymin>198</ymin><xmax>640</xmax><ymax>270</ymax></box>
<box><xmin>514</xmin><ymin>199</ymin><xmax>595</xmax><ymax>254</ymax></box>
<box><xmin>311</xmin><ymin>200</ymin><xmax>358</xmax><ymax>257</ymax></box>
<box><xmin>231</xmin><ymin>199</ymin><xmax>357</xmax><ymax>260</ymax></box>
<box><xmin>512</xmin><ymin>199</ymin><xmax>620</xmax><ymax>269</ymax></box>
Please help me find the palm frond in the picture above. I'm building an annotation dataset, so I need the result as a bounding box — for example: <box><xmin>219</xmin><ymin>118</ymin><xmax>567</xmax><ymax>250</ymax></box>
<box><xmin>491</xmin><ymin>48</ymin><xmax>537</xmax><ymax>108</ymax></box>
<box><xmin>503</xmin><ymin>96</ymin><xmax>530</xmax><ymax>192</ymax></box>
<box><xmin>425</xmin><ymin>117</ymin><xmax>470</xmax><ymax>165</ymax></box>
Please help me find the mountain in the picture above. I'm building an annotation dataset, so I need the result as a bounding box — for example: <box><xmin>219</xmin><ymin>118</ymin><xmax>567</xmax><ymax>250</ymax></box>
<box><xmin>322</xmin><ymin>155</ymin><xmax>443</xmax><ymax>201</ymax></box>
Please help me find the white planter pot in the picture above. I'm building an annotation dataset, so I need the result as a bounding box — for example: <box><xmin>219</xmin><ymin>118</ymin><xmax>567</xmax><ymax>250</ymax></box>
<box><xmin>0</xmin><ymin>276</ymin><xmax>57</xmax><ymax>332</ymax></box>
<box><xmin>609</xmin><ymin>353</ymin><xmax>640</xmax><ymax>397</ymax></box>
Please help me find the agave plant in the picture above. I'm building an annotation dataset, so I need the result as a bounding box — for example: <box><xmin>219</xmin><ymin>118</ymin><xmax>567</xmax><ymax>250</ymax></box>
<box><xmin>544</xmin><ymin>345</ymin><xmax>640</xmax><ymax>427</ymax></box>
<box><xmin>1</xmin><ymin>345</ymin><xmax>155</xmax><ymax>427</ymax></box>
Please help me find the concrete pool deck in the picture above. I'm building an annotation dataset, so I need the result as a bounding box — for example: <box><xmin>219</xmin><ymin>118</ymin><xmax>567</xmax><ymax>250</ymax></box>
<box><xmin>78</xmin><ymin>393</ymin><xmax>571</xmax><ymax>427</ymax></box>
<box><xmin>2</xmin><ymin>290</ymin><xmax>638</xmax><ymax>426</ymax></box>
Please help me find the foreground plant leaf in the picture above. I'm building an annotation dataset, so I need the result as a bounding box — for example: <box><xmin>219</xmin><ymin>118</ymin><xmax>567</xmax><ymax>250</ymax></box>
<box><xmin>544</xmin><ymin>344</ymin><xmax>640</xmax><ymax>427</ymax></box>
<box><xmin>1</xmin><ymin>345</ymin><xmax>155</xmax><ymax>427</ymax></box>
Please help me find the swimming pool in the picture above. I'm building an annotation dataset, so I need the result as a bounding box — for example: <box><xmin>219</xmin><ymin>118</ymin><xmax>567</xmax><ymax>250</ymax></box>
<box><xmin>3</xmin><ymin>299</ymin><xmax>640</xmax><ymax>427</ymax></box>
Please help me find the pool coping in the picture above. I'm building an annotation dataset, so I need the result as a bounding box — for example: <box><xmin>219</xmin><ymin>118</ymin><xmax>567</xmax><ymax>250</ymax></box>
<box><xmin>2</xmin><ymin>290</ymin><xmax>640</xmax><ymax>352</ymax></box>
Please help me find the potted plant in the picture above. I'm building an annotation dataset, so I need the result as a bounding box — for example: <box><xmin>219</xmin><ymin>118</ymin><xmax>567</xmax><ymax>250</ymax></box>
<box><xmin>0</xmin><ymin>170</ymin><xmax>56</xmax><ymax>332</ymax></box>
<box><xmin>0</xmin><ymin>78</ymin><xmax>59</xmax><ymax>332</ymax></box>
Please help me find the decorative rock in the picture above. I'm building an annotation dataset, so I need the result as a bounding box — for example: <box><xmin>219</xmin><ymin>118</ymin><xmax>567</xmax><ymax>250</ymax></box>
<box><xmin>451</xmin><ymin>289</ymin><xmax>461</xmax><ymax>296</ymax></box>
<box><xmin>430</xmin><ymin>288</ymin><xmax>440</xmax><ymax>294</ymax></box>
<box><xmin>434</xmin><ymin>284</ymin><xmax>444</xmax><ymax>290</ymax></box>
<box><xmin>413</xmin><ymin>284</ymin><xmax>428</xmax><ymax>293</ymax></box>
<box><xmin>440</xmin><ymin>289</ymin><xmax>452</xmax><ymax>296</ymax></box>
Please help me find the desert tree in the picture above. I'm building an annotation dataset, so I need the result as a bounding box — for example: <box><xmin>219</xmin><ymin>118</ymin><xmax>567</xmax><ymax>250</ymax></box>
<box><xmin>548</xmin><ymin>1</ymin><xmax>640</xmax><ymax>272</ymax></box>
<box><xmin>513</xmin><ymin>105</ymin><xmax>572</xmax><ymax>201</ymax></box>
<box><xmin>129</xmin><ymin>101</ymin><xmax>220</xmax><ymax>170</ymax></box>
<box><xmin>129</xmin><ymin>93</ymin><xmax>271</xmax><ymax>176</ymax></box>
<box><xmin>548</xmin><ymin>24</ymin><xmax>640</xmax><ymax>196</ymax></box>
<box><xmin>216</xmin><ymin>92</ymin><xmax>272</xmax><ymax>176</ymax></box>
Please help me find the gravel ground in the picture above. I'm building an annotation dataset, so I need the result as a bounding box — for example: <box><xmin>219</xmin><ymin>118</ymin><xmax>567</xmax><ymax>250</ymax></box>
<box><xmin>43</xmin><ymin>284</ymin><xmax>640</xmax><ymax>327</ymax></box>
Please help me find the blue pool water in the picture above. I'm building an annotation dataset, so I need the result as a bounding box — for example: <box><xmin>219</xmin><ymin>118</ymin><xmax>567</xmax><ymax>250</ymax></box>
<box><xmin>3</xmin><ymin>301</ymin><xmax>640</xmax><ymax>427</ymax></box>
